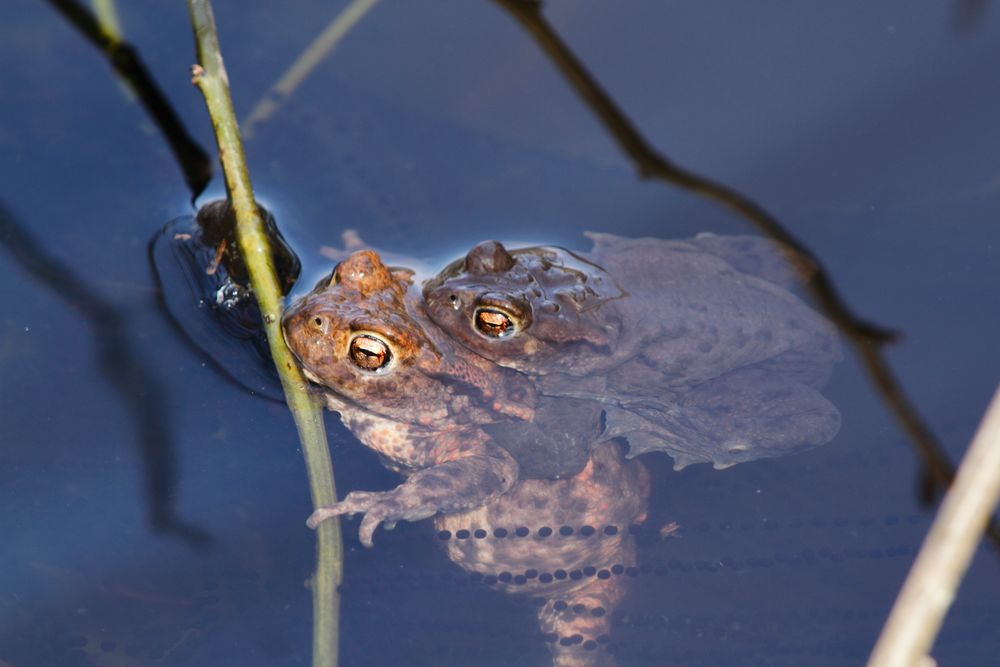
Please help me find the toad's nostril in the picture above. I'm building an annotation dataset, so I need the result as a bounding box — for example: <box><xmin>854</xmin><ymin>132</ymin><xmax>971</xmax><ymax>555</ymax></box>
<box><xmin>311</xmin><ymin>316</ymin><xmax>330</xmax><ymax>335</ymax></box>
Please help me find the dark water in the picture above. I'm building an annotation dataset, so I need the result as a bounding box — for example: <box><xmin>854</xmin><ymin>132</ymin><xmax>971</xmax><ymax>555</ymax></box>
<box><xmin>2</xmin><ymin>1</ymin><xmax>1000</xmax><ymax>665</ymax></box>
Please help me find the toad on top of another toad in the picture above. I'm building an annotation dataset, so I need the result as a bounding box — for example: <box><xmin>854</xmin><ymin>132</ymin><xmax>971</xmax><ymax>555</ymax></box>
<box><xmin>282</xmin><ymin>250</ymin><xmax>539</xmax><ymax>546</ymax></box>
<box><xmin>423</xmin><ymin>233</ymin><xmax>842</xmax><ymax>471</ymax></box>
<box><xmin>282</xmin><ymin>249</ymin><xmax>618</xmax><ymax>546</ymax></box>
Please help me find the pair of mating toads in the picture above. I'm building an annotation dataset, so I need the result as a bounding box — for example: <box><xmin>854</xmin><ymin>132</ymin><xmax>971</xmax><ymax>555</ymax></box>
<box><xmin>275</xmin><ymin>227</ymin><xmax>840</xmax><ymax>666</ymax></box>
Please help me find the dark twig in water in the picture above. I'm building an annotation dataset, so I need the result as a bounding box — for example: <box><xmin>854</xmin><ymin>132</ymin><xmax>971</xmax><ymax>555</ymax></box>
<box><xmin>186</xmin><ymin>2</ymin><xmax>342</xmax><ymax>665</ymax></box>
<box><xmin>0</xmin><ymin>201</ymin><xmax>210</xmax><ymax>548</ymax></box>
<box><xmin>491</xmin><ymin>0</ymin><xmax>1000</xmax><ymax>551</ymax></box>
<box><xmin>46</xmin><ymin>0</ymin><xmax>212</xmax><ymax>200</ymax></box>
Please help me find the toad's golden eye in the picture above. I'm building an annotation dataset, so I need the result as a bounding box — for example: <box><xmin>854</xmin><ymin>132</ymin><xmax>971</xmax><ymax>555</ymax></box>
<box><xmin>349</xmin><ymin>334</ymin><xmax>392</xmax><ymax>371</ymax></box>
<box><xmin>474</xmin><ymin>308</ymin><xmax>516</xmax><ymax>338</ymax></box>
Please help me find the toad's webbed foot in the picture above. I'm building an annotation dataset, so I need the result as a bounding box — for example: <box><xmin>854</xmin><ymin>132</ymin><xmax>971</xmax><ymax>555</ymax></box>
<box><xmin>306</xmin><ymin>488</ymin><xmax>437</xmax><ymax>547</ymax></box>
<box><xmin>609</xmin><ymin>366</ymin><xmax>840</xmax><ymax>470</ymax></box>
<box><xmin>678</xmin><ymin>367</ymin><xmax>841</xmax><ymax>468</ymax></box>
<box><xmin>307</xmin><ymin>450</ymin><xmax>518</xmax><ymax>547</ymax></box>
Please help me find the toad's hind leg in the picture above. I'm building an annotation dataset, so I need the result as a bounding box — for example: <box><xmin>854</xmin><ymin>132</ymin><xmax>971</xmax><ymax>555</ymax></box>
<box><xmin>539</xmin><ymin>574</ymin><xmax>625</xmax><ymax>667</ymax></box>
<box><xmin>675</xmin><ymin>366</ymin><xmax>841</xmax><ymax>468</ymax></box>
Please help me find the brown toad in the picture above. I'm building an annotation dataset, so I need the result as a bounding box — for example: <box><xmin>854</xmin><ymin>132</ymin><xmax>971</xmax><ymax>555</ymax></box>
<box><xmin>423</xmin><ymin>233</ymin><xmax>842</xmax><ymax>471</ymax></box>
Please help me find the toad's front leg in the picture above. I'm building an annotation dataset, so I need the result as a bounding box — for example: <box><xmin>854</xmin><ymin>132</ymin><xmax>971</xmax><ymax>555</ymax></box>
<box><xmin>307</xmin><ymin>433</ymin><xmax>518</xmax><ymax>547</ymax></box>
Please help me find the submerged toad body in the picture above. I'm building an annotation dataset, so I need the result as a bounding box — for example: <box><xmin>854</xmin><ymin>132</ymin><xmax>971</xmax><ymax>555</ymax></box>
<box><xmin>282</xmin><ymin>250</ymin><xmax>650</xmax><ymax>666</ymax></box>
<box><xmin>424</xmin><ymin>233</ymin><xmax>842</xmax><ymax>470</ymax></box>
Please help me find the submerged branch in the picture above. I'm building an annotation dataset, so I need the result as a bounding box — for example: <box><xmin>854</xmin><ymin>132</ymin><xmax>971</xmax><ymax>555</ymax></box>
<box><xmin>491</xmin><ymin>0</ymin><xmax>1000</xmax><ymax>551</ymax></box>
<box><xmin>243</xmin><ymin>0</ymin><xmax>381</xmax><ymax>138</ymax></box>
<box><xmin>867</xmin><ymin>385</ymin><xmax>1000</xmax><ymax>667</ymax></box>
<box><xmin>186</xmin><ymin>2</ymin><xmax>342</xmax><ymax>666</ymax></box>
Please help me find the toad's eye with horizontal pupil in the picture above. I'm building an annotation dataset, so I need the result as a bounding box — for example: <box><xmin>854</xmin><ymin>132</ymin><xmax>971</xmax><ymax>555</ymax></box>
<box><xmin>474</xmin><ymin>308</ymin><xmax>516</xmax><ymax>338</ymax></box>
<box><xmin>349</xmin><ymin>334</ymin><xmax>392</xmax><ymax>371</ymax></box>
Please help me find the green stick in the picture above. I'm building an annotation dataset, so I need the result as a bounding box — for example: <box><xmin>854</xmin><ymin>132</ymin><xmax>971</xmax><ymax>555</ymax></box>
<box><xmin>186</xmin><ymin>2</ymin><xmax>342</xmax><ymax>665</ymax></box>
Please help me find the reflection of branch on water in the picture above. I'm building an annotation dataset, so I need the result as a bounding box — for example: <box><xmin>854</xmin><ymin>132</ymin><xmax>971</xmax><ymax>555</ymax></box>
<box><xmin>242</xmin><ymin>0</ymin><xmax>382</xmax><ymax>139</ymax></box>
<box><xmin>46</xmin><ymin>0</ymin><xmax>212</xmax><ymax>200</ymax></box>
<box><xmin>491</xmin><ymin>0</ymin><xmax>1000</xmax><ymax>552</ymax></box>
<box><xmin>0</xmin><ymin>202</ymin><xmax>210</xmax><ymax>548</ymax></box>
